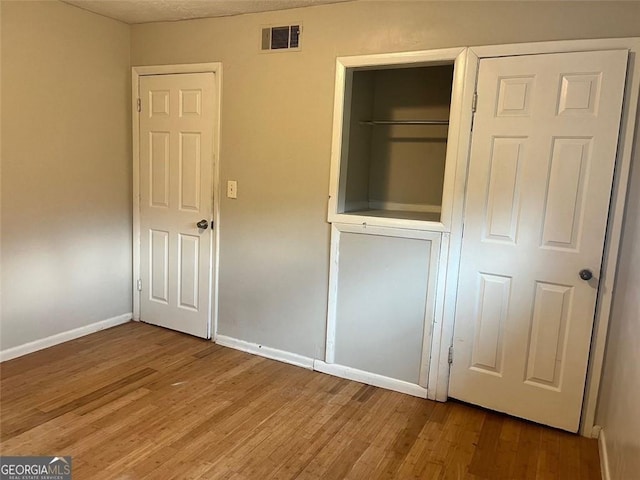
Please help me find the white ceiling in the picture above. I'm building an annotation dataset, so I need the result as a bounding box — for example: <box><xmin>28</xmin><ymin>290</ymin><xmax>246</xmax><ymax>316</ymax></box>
<box><xmin>62</xmin><ymin>0</ymin><xmax>353</xmax><ymax>24</ymax></box>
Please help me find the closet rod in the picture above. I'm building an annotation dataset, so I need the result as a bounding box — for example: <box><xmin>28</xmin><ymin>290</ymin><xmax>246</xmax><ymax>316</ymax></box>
<box><xmin>360</xmin><ymin>119</ymin><xmax>449</xmax><ymax>126</ymax></box>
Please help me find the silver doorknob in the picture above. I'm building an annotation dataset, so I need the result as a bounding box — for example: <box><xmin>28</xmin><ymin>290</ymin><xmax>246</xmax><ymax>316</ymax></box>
<box><xmin>196</xmin><ymin>219</ymin><xmax>209</xmax><ymax>229</ymax></box>
<box><xmin>579</xmin><ymin>269</ymin><xmax>593</xmax><ymax>281</ymax></box>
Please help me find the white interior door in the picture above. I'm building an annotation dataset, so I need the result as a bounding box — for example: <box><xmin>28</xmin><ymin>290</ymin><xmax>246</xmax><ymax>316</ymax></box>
<box><xmin>139</xmin><ymin>73</ymin><xmax>216</xmax><ymax>339</ymax></box>
<box><xmin>449</xmin><ymin>49</ymin><xmax>628</xmax><ymax>431</ymax></box>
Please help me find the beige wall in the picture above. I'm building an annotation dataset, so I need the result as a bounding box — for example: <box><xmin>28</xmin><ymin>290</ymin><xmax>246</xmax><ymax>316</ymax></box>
<box><xmin>131</xmin><ymin>0</ymin><xmax>640</xmax><ymax>361</ymax></box>
<box><xmin>595</xmin><ymin>112</ymin><xmax>640</xmax><ymax>478</ymax></box>
<box><xmin>369</xmin><ymin>66</ymin><xmax>452</xmax><ymax>208</ymax></box>
<box><xmin>344</xmin><ymin>70</ymin><xmax>374</xmax><ymax>211</ymax></box>
<box><xmin>1</xmin><ymin>1</ymin><xmax>132</xmax><ymax>350</ymax></box>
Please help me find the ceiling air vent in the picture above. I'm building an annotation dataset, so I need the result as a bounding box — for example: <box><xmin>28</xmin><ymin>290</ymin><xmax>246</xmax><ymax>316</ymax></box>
<box><xmin>261</xmin><ymin>24</ymin><xmax>301</xmax><ymax>52</ymax></box>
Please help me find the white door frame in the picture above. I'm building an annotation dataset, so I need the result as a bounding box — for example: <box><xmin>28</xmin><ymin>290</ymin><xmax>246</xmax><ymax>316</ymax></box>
<box><xmin>433</xmin><ymin>38</ymin><xmax>640</xmax><ymax>437</ymax></box>
<box><xmin>132</xmin><ymin>63</ymin><xmax>223</xmax><ymax>340</ymax></box>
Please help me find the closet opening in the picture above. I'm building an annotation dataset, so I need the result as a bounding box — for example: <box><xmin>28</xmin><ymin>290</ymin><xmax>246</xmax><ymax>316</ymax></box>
<box><xmin>332</xmin><ymin>60</ymin><xmax>457</xmax><ymax>226</ymax></box>
<box><xmin>324</xmin><ymin>48</ymin><xmax>467</xmax><ymax>398</ymax></box>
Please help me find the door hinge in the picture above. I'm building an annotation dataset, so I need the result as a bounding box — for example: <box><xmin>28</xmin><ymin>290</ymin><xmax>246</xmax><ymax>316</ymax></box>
<box><xmin>448</xmin><ymin>346</ymin><xmax>454</xmax><ymax>365</ymax></box>
<box><xmin>137</xmin><ymin>279</ymin><xmax>142</xmax><ymax>291</ymax></box>
<box><xmin>137</xmin><ymin>98</ymin><xmax>141</xmax><ymax>113</ymax></box>
<box><xmin>470</xmin><ymin>92</ymin><xmax>478</xmax><ymax>131</ymax></box>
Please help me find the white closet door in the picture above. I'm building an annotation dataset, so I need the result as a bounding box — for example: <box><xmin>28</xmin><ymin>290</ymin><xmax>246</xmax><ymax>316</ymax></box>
<box><xmin>449</xmin><ymin>50</ymin><xmax>628</xmax><ymax>431</ymax></box>
<box><xmin>139</xmin><ymin>73</ymin><xmax>216</xmax><ymax>339</ymax></box>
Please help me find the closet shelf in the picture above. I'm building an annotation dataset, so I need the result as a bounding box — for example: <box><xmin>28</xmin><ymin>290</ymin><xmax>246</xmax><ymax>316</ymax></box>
<box><xmin>360</xmin><ymin>119</ymin><xmax>449</xmax><ymax>126</ymax></box>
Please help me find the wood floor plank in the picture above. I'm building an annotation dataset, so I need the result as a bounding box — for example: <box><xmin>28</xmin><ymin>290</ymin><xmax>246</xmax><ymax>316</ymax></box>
<box><xmin>468</xmin><ymin>413</ymin><xmax>503</xmax><ymax>477</ymax></box>
<box><xmin>558</xmin><ymin>429</ymin><xmax>582</xmax><ymax>479</ymax></box>
<box><xmin>510</xmin><ymin>421</ymin><xmax>542</xmax><ymax>480</ymax></box>
<box><xmin>579</xmin><ymin>434</ymin><xmax>602</xmax><ymax>480</ymax></box>
<box><xmin>438</xmin><ymin>403</ymin><xmax>485</xmax><ymax>480</ymax></box>
<box><xmin>536</xmin><ymin>424</ymin><xmax>560</xmax><ymax>480</ymax></box>
<box><xmin>503</xmin><ymin>417</ymin><xmax>525</xmax><ymax>477</ymax></box>
<box><xmin>0</xmin><ymin>322</ymin><xmax>601</xmax><ymax>479</ymax></box>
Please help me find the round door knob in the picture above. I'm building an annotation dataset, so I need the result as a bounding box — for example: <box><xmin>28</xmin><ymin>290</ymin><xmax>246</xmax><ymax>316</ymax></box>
<box><xmin>196</xmin><ymin>219</ymin><xmax>209</xmax><ymax>230</ymax></box>
<box><xmin>579</xmin><ymin>269</ymin><xmax>593</xmax><ymax>281</ymax></box>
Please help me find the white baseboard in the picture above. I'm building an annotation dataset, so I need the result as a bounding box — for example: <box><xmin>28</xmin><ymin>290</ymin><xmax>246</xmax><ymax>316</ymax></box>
<box><xmin>214</xmin><ymin>337</ymin><xmax>430</xmax><ymax>399</ymax></box>
<box><xmin>0</xmin><ymin>313</ymin><xmax>132</xmax><ymax>362</ymax></box>
<box><xmin>313</xmin><ymin>360</ymin><xmax>428</xmax><ymax>398</ymax></box>
<box><xmin>598</xmin><ymin>427</ymin><xmax>611</xmax><ymax>480</ymax></box>
<box><xmin>215</xmin><ymin>334</ymin><xmax>314</xmax><ymax>370</ymax></box>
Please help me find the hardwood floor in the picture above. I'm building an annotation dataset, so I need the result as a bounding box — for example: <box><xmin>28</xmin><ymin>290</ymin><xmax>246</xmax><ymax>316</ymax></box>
<box><xmin>0</xmin><ymin>322</ymin><xmax>600</xmax><ymax>479</ymax></box>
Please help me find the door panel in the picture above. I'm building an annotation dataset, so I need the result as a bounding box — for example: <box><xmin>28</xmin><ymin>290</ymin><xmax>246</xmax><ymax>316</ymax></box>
<box><xmin>179</xmin><ymin>133</ymin><xmax>202</xmax><ymax>211</ymax></box>
<box><xmin>483</xmin><ymin>137</ymin><xmax>524</xmax><ymax>243</ymax></box>
<box><xmin>450</xmin><ymin>50</ymin><xmax>628</xmax><ymax>431</ymax></box>
<box><xmin>525</xmin><ymin>281</ymin><xmax>572</xmax><ymax>389</ymax></box>
<box><xmin>470</xmin><ymin>273</ymin><xmax>510</xmax><ymax>375</ymax></box>
<box><xmin>178</xmin><ymin>233</ymin><xmax>200</xmax><ymax>310</ymax></box>
<box><xmin>139</xmin><ymin>73</ymin><xmax>216</xmax><ymax>339</ymax></box>
<box><xmin>150</xmin><ymin>132</ymin><xmax>170</xmax><ymax>207</ymax></box>
<box><xmin>150</xmin><ymin>229</ymin><xmax>169</xmax><ymax>303</ymax></box>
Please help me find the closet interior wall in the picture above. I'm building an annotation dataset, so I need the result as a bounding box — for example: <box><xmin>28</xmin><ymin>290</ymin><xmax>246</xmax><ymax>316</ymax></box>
<box><xmin>343</xmin><ymin>65</ymin><xmax>454</xmax><ymax>223</ymax></box>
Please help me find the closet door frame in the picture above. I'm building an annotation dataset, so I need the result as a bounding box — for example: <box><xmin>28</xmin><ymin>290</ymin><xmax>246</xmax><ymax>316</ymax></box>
<box><xmin>435</xmin><ymin>38</ymin><xmax>640</xmax><ymax>437</ymax></box>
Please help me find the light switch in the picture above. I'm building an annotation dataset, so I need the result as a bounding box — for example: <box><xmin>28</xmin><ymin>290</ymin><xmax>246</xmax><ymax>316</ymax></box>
<box><xmin>227</xmin><ymin>180</ymin><xmax>237</xmax><ymax>199</ymax></box>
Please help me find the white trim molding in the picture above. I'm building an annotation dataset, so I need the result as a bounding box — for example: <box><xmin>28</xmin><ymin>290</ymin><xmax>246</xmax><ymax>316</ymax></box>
<box><xmin>215</xmin><ymin>335</ymin><xmax>314</xmax><ymax>370</ymax></box>
<box><xmin>598</xmin><ymin>427</ymin><xmax>611</xmax><ymax>480</ymax></box>
<box><xmin>0</xmin><ymin>313</ymin><xmax>132</xmax><ymax>362</ymax></box>
<box><xmin>314</xmin><ymin>360</ymin><xmax>428</xmax><ymax>398</ymax></box>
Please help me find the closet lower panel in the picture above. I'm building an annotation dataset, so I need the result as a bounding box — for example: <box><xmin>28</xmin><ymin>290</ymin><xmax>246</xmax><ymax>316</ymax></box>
<box><xmin>324</xmin><ymin>223</ymin><xmax>441</xmax><ymax>396</ymax></box>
